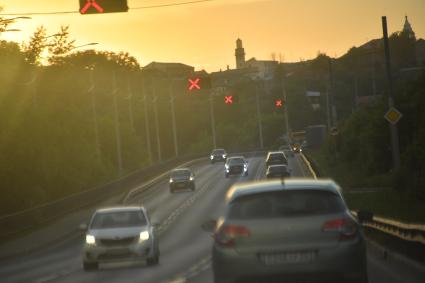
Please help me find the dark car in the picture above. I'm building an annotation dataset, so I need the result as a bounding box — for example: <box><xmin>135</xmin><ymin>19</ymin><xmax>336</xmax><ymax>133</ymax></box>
<box><xmin>265</xmin><ymin>151</ymin><xmax>288</xmax><ymax>167</ymax></box>
<box><xmin>169</xmin><ymin>168</ymin><xmax>195</xmax><ymax>193</ymax></box>
<box><xmin>278</xmin><ymin>144</ymin><xmax>295</xmax><ymax>158</ymax></box>
<box><xmin>225</xmin><ymin>157</ymin><xmax>248</xmax><ymax>178</ymax></box>
<box><xmin>212</xmin><ymin>179</ymin><xmax>368</xmax><ymax>283</ymax></box>
<box><xmin>266</xmin><ymin>164</ymin><xmax>291</xmax><ymax>179</ymax></box>
<box><xmin>210</xmin><ymin>148</ymin><xmax>228</xmax><ymax>164</ymax></box>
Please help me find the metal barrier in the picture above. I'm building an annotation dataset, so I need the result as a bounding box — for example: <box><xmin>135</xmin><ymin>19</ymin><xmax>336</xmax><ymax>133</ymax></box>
<box><xmin>0</xmin><ymin>154</ymin><xmax>205</xmax><ymax>242</ymax></box>
<box><xmin>301</xmin><ymin>151</ymin><xmax>425</xmax><ymax>246</ymax></box>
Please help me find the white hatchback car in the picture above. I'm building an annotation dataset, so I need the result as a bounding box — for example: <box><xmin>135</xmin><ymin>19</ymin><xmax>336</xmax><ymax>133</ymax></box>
<box><xmin>82</xmin><ymin>206</ymin><xmax>159</xmax><ymax>270</ymax></box>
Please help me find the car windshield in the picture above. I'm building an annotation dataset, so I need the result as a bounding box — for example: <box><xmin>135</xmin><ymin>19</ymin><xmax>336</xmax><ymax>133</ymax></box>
<box><xmin>269</xmin><ymin>166</ymin><xmax>287</xmax><ymax>173</ymax></box>
<box><xmin>227</xmin><ymin>190</ymin><xmax>346</xmax><ymax>219</ymax></box>
<box><xmin>171</xmin><ymin>170</ymin><xmax>191</xmax><ymax>178</ymax></box>
<box><xmin>269</xmin><ymin>153</ymin><xmax>285</xmax><ymax>161</ymax></box>
<box><xmin>90</xmin><ymin>211</ymin><xmax>147</xmax><ymax>229</ymax></box>
<box><xmin>228</xmin><ymin>158</ymin><xmax>244</xmax><ymax>165</ymax></box>
<box><xmin>213</xmin><ymin>149</ymin><xmax>225</xmax><ymax>154</ymax></box>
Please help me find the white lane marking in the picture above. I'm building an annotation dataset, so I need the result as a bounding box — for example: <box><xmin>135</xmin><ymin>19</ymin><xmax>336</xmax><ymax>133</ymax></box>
<box><xmin>35</xmin><ymin>274</ymin><xmax>59</xmax><ymax>283</ymax></box>
<box><xmin>164</xmin><ymin>256</ymin><xmax>211</xmax><ymax>283</ymax></box>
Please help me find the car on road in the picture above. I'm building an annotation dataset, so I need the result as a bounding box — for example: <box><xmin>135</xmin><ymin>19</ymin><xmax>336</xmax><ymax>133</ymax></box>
<box><xmin>278</xmin><ymin>144</ymin><xmax>295</xmax><ymax>157</ymax></box>
<box><xmin>169</xmin><ymin>168</ymin><xmax>195</xmax><ymax>193</ymax></box>
<box><xmin>82</xmin><ymin>206</ymin><xmax>159</xmax><ymax>271</ymax></box>
<box><xmin>265</xmin><ymin>164</ymin><xmax>291</xmax><ymax>179</ymax></box>
<box><xmin>265</xmin><ymin>151</ymin><xmax>288</xmax><ymax>167</ymax></box>
<box><xmin>210</xmin><ymin>148</ymin><xmax>228</xmax><ymax>163</ymax></box>
<box><xmin>225</xmin><ymin>156</ymin><xmax>248</xmax><ymax>178</ymax></box>
<box><xmin>212</xmin><ymin>179</ymin><xmax>368</xmax><ymax>283</ymax></box>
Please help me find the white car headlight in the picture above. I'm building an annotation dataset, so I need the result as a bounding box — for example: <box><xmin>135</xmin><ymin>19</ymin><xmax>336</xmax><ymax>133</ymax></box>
<box><xmin>210</xmin><ymin>155</ymin><xmax>214</xmax><ymax>159</ymax></box>
<box><xmin>225</xmin><ymin>164</ymin><xmax>229</xmax><ymax>169</ymax></box>
<box><xmin>86</xmin><ymin>234</ymin><xmax>95</xmax><ymax>245</ymax></box>
<box><xmin>222</xmin><ymin>154</ymin><xmax>226</xmax><ymax>158</ymax></box>
<box><xmin>140</xmin><ymin>231</ymin><xmax>150</xmax><ymax>241</ymax></box>
<box><xmin>169</xmin><ymin>178</ymin><xmax>173</xmax><ymax>183</ymax></box>
<box><xmin>189</xmin><ymin>176</ymin><xmax>194</xmax><ymax>181</ymax></box>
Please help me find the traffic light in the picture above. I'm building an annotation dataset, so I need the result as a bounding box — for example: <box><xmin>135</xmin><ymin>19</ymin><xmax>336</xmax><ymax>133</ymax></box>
<box><xmin>224</xmin><ymin>95</ymin><xmax>239</xmax><ymax>105</ymax></box>
<box><xmin>79</xmin><ymin>0</ymin><xmax>129</xmax><ymax>14</ymax></box>
<box><xmin>275</xmin><ymin>99</ymin><xmax>283</xmax><ymax>107</ymax></box>
<box><xmin>187</xmin><ymin>77</ymin><xmax>211</xmax><ymax>91</ymax></box>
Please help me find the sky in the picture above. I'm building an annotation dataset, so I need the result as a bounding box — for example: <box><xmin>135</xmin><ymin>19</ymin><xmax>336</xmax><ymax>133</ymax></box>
<box><xmin>1</xmin><ymin>0</ymin><xmax>424</xmax><ymax>72</ymax></box>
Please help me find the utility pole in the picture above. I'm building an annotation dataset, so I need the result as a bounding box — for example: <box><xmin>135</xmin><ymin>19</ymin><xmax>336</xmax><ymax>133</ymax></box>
<box><xmin>255</xmin><ymin>80</ymin><xmax>264</xmax><ymax>149</ymax></box>
<box><xmin>142</xmin><ymin>77</ymin><xmax>153</xmax><ymax>165</ymax></box>
<box><xmin>382</xmin><ymin>16</ymin><xmax>401</xmax><ymax>170</ymax></box>
<box><xmin>89</xmin><ymin>67</ymin><xmax>101</xmax><ymax>163</ymax></box>
<box><xmin>280</xmin><ymin>76</ymin><xmax>290</xmax><ymax>141</ymax></box>
<box><xmin>127</xmin><ymin>79</ymin><xmax>135</xmax><ymax>131</ymax></box>
<box><xmin>328</xmin><ymin>58</ymin><xmax>338</xmax><ymax>128</ymax></box>
<box><xmin>169</xmin><ymin>80</ymin><xmax>179</xmax><ymax>157</ymax></box>
<box><xmin>209</xmin><ymin>90</ymin><xmax>217</xmax><ymax>149</ymax></box>
<box><xmin>112</xmin><ymin>71</ymin><xmax>123</xmax><ymax>175</ymax></box>
<box><xmin>152</xmin><ymin>81</ymin><xmax>162</xmax><ymax>162</ymax></box>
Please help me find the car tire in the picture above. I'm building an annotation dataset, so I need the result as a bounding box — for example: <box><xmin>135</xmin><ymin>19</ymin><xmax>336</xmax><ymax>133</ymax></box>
<box><xmin>191</xmin><ymin>184</ymin><xmax>195</xmax><ymax>191</ymax></box>
<box><xmin>147</xmin><ymin>253</ymin><xmax>159</xmax><ymax>266</ymax></box>
<box><xmin>83</xmin><ymin>261</ymin><xmax>98</xmax><ymax>271</ymax></box>
<box><xmin>244</xmin><ymin>171</ymin><xmax>248</xmax><ymax>177</ymax></box>
<box><xmin>170</xmin><ymin>188</ymin><xmax>175</xmax><ymax>194</ymax></box>
<box><xmin>225</xmin><ymin>173</ymin><xmax>228</xmax><ymax>178</ymax></box>
<box><xmin>211</xmin><ymin>160</ymin><xmax>215</xmax><ymax>164</ymax></box>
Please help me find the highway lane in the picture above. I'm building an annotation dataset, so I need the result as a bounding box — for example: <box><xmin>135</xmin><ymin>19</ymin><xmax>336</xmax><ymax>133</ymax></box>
<box><xmin>0</xmin><ymin>154</ymin><xmax>423</xmax><ymax>283</ymax></box>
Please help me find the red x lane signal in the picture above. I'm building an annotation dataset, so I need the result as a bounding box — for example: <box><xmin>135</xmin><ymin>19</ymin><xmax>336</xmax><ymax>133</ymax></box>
<box><xmin>80</xmin><ymin>0</ymin><xmax>104</xmax><ymax>14</ymax></box>
<box><xmin>275</xmin><ymin>99</ymin><xmax>283</xmax><ymax>107</ymax></box>
<box><xmin>188</xmin><ymin>78</ymin><xmax>201</xmax><ymax>91</ymax></box>
<box><xmin>225</xmin><ymin>96</ymin><xmax>233</xmax><ymax>104</ymax></box>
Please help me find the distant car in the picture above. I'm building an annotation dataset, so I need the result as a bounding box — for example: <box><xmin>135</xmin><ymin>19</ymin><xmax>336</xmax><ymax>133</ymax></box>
<box><xmin>225</xmin><ymin>156</ymin><xmax>248</xmax><ymax>178</ymax></box>
<box><xmin>210</xmin><ymin>148</ymin><xmax>228</xmax><ymax>163</ymax></box>
<box><xmin>212</xmin><ymin>179</ymin><xmax>367</xmax><ymax>283</ymax></box>
<box><xmin>266</xmin><ymin>164</ymin><xmax>291</xmax><ymax>179</ymax></box>
<box><xmin>265</xmin><ymin>151</ymin><xmax>288</xmax><ymax>167</ymax></box>
<box><xmin>292</xmin><ymin>143</ymin><xmax>301</xmax><ymax>153</ymax></box>
<box><xmin>82</xmin><ymin>206</ymin><xmax>159</xmax><ymax>271</ymax></box>
<box><xmin>169</xmin><ymin>168</ymin><xmax>195</xmax><ymax>193</ymax></box>
<box><xmin>278</xmin><ymin>144</ymin><xmax>295</xmax><ymax>157</ymax></box>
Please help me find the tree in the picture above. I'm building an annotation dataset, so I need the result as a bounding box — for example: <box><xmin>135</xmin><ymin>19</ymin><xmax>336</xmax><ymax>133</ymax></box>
<box><xmin>47</xmin><ymin>26</ymin><xmax>75</xmax><ymax>65</ymax></box>
<box><xmin>22</xmin><ymin>26</ymin><xmax>48</xmax><ymax>65</ymax></box>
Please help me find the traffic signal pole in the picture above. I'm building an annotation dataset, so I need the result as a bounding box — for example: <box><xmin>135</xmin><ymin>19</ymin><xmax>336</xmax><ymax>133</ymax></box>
<box><xmin>112</xmin><ymin>72</ymin><xmax>123</xmax><ymax>176</ymax></box>
<box><xmin>169</xmin><ymin>81</ymin><xmax>179</xmax><ymax>157</ymax></box>
<box><xmin>209</xmin><ymin>91</ymin><xmax>217</xmax><ymax>149</ymax></box>
<box><xmin>382</xmin><ymin>16</ymin><xmax>401</xmax><ymax>170</ymax></box>
<box><xmin>142</xmin><ymin>77</ymin><xmax>153</xmax><ymax>165</ymax></box>
<box><xmin>255</xmin><ymin>81</ymin><xmax>264</xmax><ymax>149</ymax></box>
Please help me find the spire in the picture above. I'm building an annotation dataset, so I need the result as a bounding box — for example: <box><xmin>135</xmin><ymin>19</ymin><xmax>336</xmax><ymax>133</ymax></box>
<box><xmin>403</xmin><ymin>15</ymin><xmax>415</xmax><ymax>39</ymax></box>
<box><xmin>235</xmin><ymin>38</ymin><xmax>246</xmax><ymax>69</ymax></box>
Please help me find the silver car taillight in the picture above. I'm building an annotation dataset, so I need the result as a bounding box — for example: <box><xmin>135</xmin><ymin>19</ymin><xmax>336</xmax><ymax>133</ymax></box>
<box><xmin>214</xmin><ymin>225</ymin><xmax>251</xmax><ymax>247</ymax></box>
<box><xmin>322</xmin><ymin>218</ymin><xmax>357</xmax><ymax>240</ymax></box>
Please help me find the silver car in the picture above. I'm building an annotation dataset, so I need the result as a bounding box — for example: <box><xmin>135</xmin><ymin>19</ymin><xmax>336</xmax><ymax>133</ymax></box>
<box><xmin>82</xmin><ymin>206</ymin><xmax>159</xmax><ymax>270</ymax></box>
<box><xmin>212</xmin><ymin>179</ymin><xmax>367</xmax><ymax>283</ymax></box>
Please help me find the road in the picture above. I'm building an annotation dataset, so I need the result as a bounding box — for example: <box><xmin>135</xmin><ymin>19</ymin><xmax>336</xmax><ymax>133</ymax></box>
<box><xmin>0</xmin><ymin>154</ymin><xmax>423</xmax><ymax>283</ymax></box>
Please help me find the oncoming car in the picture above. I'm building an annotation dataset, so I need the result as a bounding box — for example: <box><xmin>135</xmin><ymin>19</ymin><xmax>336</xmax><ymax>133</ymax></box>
<box><xmin>225</xmin><ymin>156</ymin><xmax>248</xmax><ymax>178</ymax></box>
<box><xmin>210</xmin><ymin>148</ymin><xmax>228</xmax><ymax>163</ymax></box>
<box><xmin>82</xmin><ymin>207</ymin><xmax>159</xmax><ymax>271</ymax></box>
<box><xmin>212</xmin><ymin>179</ymin><xmax>367</xmax><ymax>283</ymax></box>
<box><xmin>169</xmin><ymin>168</ymin><xmax>195</xmax><ymax>193</ymax></box>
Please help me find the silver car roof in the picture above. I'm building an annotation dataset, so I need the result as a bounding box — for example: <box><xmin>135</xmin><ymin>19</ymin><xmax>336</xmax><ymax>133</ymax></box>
<box><xmin>226</xmin><ymin>179</ymin><xmax>341</xmax><ymax>203</ymax></box>
<box><xmin>95</xmin><ymin>206</ymin><xmax>145</xmax><ymax>214</ymax></box>
<box><xmin>171</xmin><ymin>168</ymin><xmax>191</xmax><ymax>172</ymax></box>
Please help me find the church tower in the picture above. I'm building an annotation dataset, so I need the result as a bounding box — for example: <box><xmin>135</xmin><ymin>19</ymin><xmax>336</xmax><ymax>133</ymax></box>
<box><xmin>235</xmin><ymin>38</ymin><xmax>246</xmax><ymax>69</ymax></box>
<box><xmin>403</xmin><ymin>15</ymin><xmax>416</xmax><ymax>39</ymax></box>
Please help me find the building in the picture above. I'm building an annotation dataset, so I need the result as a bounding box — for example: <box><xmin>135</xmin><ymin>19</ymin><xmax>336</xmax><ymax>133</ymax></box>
<box><xmin>235</xmin><ymin>38</ymin><xmax>246</xmax><ymax>69</ymax></box>
<box><xmin>403</xmin><ymin>15</ymin><xmax>415</xmax><ymax>39</ymax></box>
<box><xmin>143</xmin><ymin>62</ymin><xmax>194</xmax><ymax>78</ymax></box>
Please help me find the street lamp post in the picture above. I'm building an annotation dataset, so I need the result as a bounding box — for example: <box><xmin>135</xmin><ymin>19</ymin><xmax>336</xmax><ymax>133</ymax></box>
<box><xmin>86</xmin><ymin>66</ymin><xmax>101</xmax><ymax>163</ymax></box>
<box><xmin>142</xmin><ymin>77</ymin><xmax>153</xmax><ymax>165</ymax></box>
<box><xmin>112</xmin><ymin>71</ymin><xmax>123</xmax><ymax>176</ymax></box>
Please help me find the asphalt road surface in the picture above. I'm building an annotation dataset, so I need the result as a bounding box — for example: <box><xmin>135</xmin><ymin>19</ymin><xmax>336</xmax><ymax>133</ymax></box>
<box><xmin>0</xmin><ymin>154</ymin><xmax>423</xmax><ymax>283</ymax></box>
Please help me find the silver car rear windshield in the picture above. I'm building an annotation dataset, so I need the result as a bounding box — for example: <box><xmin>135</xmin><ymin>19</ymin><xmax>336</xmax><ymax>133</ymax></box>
<box><xmin>213</xmin><ymin>149</ymin><xmax>225</xmax><ymax>154</ymax></box>
<box><xmin>90</xmin><ymin>211</ymin><xmax>147</xmax><ymax>229</ymax></box>
<box><xmin>228</xmin><ymin>158</ymin><xmax>244</xmax><ymax>164</ymax></box>
<box><xmin>227</xmin><ymin>190</ymin><xmax>346</xmax><ymax>219</ymax></box>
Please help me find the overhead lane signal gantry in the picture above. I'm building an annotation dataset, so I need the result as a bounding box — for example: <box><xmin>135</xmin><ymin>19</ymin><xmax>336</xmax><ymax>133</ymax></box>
<box><xmin>79</xmin><ymin>0</ymin><xmax>129</xmax><ymax>14</ymax></box>
<box><xmin>187</xmin><ymin>76</ymin><xmax>211</xmax><ymax>93</ymax></box>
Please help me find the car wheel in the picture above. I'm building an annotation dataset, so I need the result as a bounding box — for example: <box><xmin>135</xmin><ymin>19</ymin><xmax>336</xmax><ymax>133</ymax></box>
<box><xmin>191</xmin><ymin>184</ymin><xmax>196</xmax><ymax>191</ymax></box>
<box><xmin>225</xmin><ymin>173</ymin><xmax>228</xmax><ymax>178</ymax></box>
<box><xmin>211</xmin><ymin>160</ymin><xmax>215</xmax><ymax>164</ymax></box>
<box><xmin>244</xmin><ymin>171</ymin><xmax>248</xmax><ymax>177</ymax></box>
<box><xmin>170</xmin><ymin>188</ymin><xmax>175</xmax><ymax>194</ymax></box>
<box><xmin>147</xmin><ymin>254</ymin><xmax>159</xmax><ymax>266</ymax></box>
<box><xmin>83</xmin><ymin>261</ymin><xmax>98</xmax><ymax>271</ymax></box>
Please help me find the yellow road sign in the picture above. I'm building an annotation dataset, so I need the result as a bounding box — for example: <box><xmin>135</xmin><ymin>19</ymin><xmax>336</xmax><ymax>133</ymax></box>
<box><xmin>384</xmin><ymin>107</ymin><xmax>402</xmax><ymax>125</ymax></box>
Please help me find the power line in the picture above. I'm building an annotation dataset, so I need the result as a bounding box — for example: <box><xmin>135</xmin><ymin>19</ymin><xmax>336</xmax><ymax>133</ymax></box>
<box><xmin>0</xmin><ymin>0</ymin><xmax>217</xmax><ymax>16</ymax></box>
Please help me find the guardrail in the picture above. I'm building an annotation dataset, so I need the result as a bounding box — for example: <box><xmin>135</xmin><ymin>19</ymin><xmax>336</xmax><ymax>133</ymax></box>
<box><xmin>0</xmin><ymin>154</ymin><xmax>205</xmax><ymax>242</ymax></box>
<box><xmin>301</xmin><ymin>151</ymin><xmax>425</xmax><ymax>246</ymax></box>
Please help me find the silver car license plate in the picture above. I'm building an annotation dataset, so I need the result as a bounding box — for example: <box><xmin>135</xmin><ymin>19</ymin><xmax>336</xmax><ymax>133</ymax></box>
<box><xmin>259</xmin><ymin>251</ymin><xmax>316</xmax><ymax>265</ymax></box>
